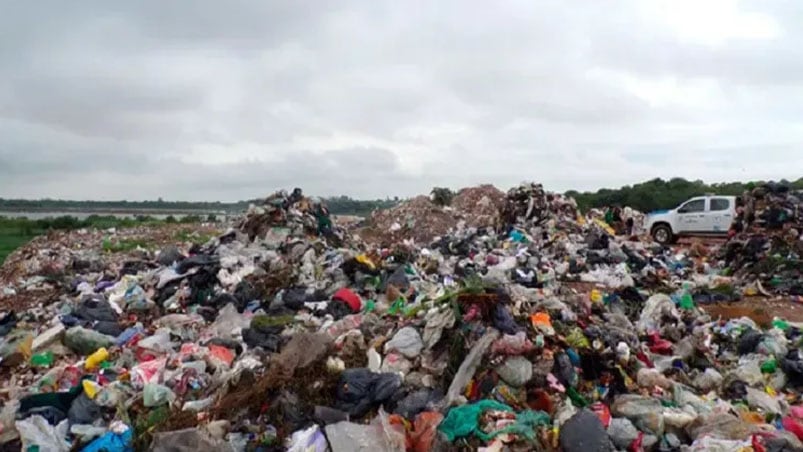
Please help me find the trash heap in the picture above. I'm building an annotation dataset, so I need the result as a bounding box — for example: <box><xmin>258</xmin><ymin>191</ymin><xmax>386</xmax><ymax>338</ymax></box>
<box><xmin>0</xmin><ymin>183</ymin><xmax>802</xmax><ymax>451</ymax></box>
<box><xmin>238</xmin><ymin>188</ymin><xmax>340</xmax><ymax>244</ymax></box>
<box><xmin>723</xmin><ymin>182</ymin><xmax>803</xmax><ymax>297</ymax></box>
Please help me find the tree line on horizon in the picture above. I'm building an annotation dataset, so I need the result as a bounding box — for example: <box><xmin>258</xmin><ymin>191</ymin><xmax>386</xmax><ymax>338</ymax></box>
<box><xmin>2</xmin><ymin>177</ymin><xmax>801</xmax><ymax>216</ymax></box>
<box><xmin>566</xmin><ymin>177</ymin><xmax>803</xmax><ymax>213</ymax></box>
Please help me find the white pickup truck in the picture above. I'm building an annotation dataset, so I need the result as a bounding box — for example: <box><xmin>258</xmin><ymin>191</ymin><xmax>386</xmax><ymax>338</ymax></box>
<box><xmin>645</xmin><ymin>195</ymin><xmax>737</xmax><ymax>244</ymax></box>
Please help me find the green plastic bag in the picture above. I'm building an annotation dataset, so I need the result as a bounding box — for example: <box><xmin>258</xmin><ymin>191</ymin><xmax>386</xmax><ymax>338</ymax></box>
<box><xmin>438</xmin><ymin>400</ymin><xmax>513</xmax><ymax>441</ymax></box>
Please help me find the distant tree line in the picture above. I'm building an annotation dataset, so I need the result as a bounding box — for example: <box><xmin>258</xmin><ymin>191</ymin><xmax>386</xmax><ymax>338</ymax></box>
<box><xmin>323</xmin><ymin>196</ymin><xmax>399</xmax><ymax>216</ymax></box>
<box><xmin>0</xmin><ymin>196</ymin><xmax>400</xmax><ymax>217</ymax></box>
<box><xmin>567</xmin><ymin>177</ymin><xmax>803</xmax><ymax>213</ymax></box>
<box><xmin>5</xmin><ymin>177</ymin><xmax>803</xmax><ymax>217</ymax></box>
<box><xmin>0</xmin><ymin>198</ymin><xmax>239</xmax><ymax>212</ymax></box>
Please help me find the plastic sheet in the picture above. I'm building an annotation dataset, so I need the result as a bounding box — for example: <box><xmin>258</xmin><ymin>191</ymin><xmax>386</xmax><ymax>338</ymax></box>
<box><xmin>443</xmin><ymin>329</ymin><xmax>500</xmax><ymax>406</ymax></box>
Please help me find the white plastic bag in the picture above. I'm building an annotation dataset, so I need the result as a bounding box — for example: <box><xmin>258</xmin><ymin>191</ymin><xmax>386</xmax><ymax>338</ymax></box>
<box><xmin>384</xmin><ymin>327</ymin><xmax>423</xmax><ymax>359</ymax></box>
<box><xmin>15</xmin><ymin>415</ymin><xmax>70</xmax><ymax>452</ymax></box>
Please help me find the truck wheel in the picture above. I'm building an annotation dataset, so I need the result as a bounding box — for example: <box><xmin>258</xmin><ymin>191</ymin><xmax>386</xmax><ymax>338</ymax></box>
<box><xmin>652</xmin><ymin>225</ymin><xmax>673</xmax><ymax>244</ymax></box>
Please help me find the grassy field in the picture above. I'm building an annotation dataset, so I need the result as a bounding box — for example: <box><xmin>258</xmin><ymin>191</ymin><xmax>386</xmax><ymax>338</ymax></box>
<box><xmin>0</xmin><ymin>215</ymin><xmax>210</xmax><ymax>265</ymax></box>
<box><xmin>0</xmin><ymin>228</ymin><xmax>40</xmax><ymax>265</ymax></box>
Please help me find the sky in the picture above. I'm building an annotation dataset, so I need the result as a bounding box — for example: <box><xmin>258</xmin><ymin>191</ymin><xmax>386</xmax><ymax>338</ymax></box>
<box><xmin>1</xmin><ymin>0</ymin><xmax>802</xmax><ymax>201</ymax></box>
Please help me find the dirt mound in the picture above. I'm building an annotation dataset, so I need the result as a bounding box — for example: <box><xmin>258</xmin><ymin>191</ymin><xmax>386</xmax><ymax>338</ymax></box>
<box><xmin>362</xmin><ymin>196</ymin><xmax>459</xmax><ymax>245</ymax></box>
<box><xmin>451</xmin><ymin>184</ymin><xmax>506</xmax><ymax>228</ymax></box>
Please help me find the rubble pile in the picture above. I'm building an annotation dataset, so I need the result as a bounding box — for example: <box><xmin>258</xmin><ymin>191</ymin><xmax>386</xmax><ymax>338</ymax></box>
<box><xmin>0</xmin><ymin>182</ymin><xmax>801</xmax><ymax>451</ymax></box>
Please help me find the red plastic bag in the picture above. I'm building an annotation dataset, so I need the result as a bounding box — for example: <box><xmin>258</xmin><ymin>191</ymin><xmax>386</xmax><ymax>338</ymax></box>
<box><xmin>332</xmin><ymin>288</ymin><xmax>362</xmax><ymax>312</ymax></box>
<box><xmin>410</xmin><ymin>411</ymin><xmax>443</xmax><ymax>452</ymax></box>
<box><xmin>208</xmin><ymin>344</ymin><xmax>234</xmax><ymax>367</ymax></box>
<box><xmin>783</xmin><ymin>416</ymin><xmax>803</xmax><ymax>441</ymax></box>
<box><xmin>590</xmin><ymin>402</ymin><xmax>611</xmax><ymax>428</ymax></box>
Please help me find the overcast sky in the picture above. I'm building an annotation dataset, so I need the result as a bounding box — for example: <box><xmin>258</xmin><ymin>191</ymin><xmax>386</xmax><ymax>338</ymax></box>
<box><xmin>1</xmin><ymin>1</ymin><xmax>801</xmax><ymax>201</ymax></box>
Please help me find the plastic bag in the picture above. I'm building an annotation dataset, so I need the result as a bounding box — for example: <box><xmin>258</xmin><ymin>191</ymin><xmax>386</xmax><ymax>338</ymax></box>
<box><xmin>64</xmin><ymin>327</ymin><xmax>115</xmax><ymax>355</ymax></box>
<box><xmin>68</xmin><ymin>393</ymin><xmax>101</xmax><ymax>424</ymax></box>
<box><xmin>137</xmin><ymin>329</ymin><xmax>174</xmax><ymax>354</ymax></box>
<box><xmin>496</xmin><ymin>356</ymin><xmax>533</xmax><ymax>387</ymax></box>
<box><xmin>636</xmin><ymin>368</ymin><xmax>673</xmax><ymax>389</ymax></box>
<box><xmin>636</xmin><ymin>294</ymin><xmax>678</xmax><ymax>333</ymax></box>
<box><xmin>393</xmin><ymin>389</ymin><xmax>442</xmax><ymax>419</ymax></box>
<box><xmin>422</xmin><ymin>309</ymin><xmax>455</xmax><ymax>349</ymax></box>
<box><xmin>384</xmin><ymin>327</ymin><xmax>423</xmax><ymax>359</ymax></box>
<box><xmin>693</xmin><ymin>368</ymin><xmax>723</xmax><ymax>392</ymax></box>
<box><xmin>559</xmin><ymin>409</ymin><xmax>613</xmax><ymax>452</ymax></box>
<box><xmin>143</xmin><ymin>383</ymin><xmax>176</xmax><ymax>408</ymax></box>
<box><xmin>607</xmin><ymin>417</ymin><xmax>639</xmax><ymax>450</ymax></box>
<box><xmin>211</xmin><ymin>303</ymin><xmax>249</xmax><ymax>338</ymax></box>
<box><xmin>150</xmin><ymin>427</ymin><xmax>232</xmax><ymax>452</ymax></box>
<box><xmin>325</xmin><ymin>408</ymin><xmax>405</xmax><ymax>452</ymax></box>
<box><xmin>438</xmin><ymin>400</ymin><xmax>513</xmax><ymax>441</ymax></box>
<box><xmin>686</xmin><ymin>413</ymin><xmax>755</xmax><ymax>441</ymax></box>
<box><xmin>491</xmin><ymin>332</ymin><xmax>535</xmax><ymax>355</ymax></box>
<box><xmin>81</xmin><ymin>421</ymin><xmax>133</xmax><ymax>452</ymax></box>
<box><xmin>335</xmin><ymin>368</ymin><xmax>402</xmax><ymax>418</ymax></box>
<box><xmin>746</xmin><ymin>387</ymin><xmax>783</xmax><ymax>415</ymax></box>
<box><xmin>15</xmin><ymin>415</ymin><xmax>70</xmax><ymax>452</ymax></box>
<box><xmin>410</xmin><ymin>412</ymin><xmax>443</xmax><ymax>452</ymax></box>
<box><xmin>0</xmin><ymin>395</ymin><xmax>20</xmax><ymax>444</ymax></box>
<box><xmin>611</xmin><ymin>394</ymin><xmax>665</xmax><ymax>436</ymax></box>
<box><xmin>287</xmin><ymin>425</ymin><xmax>328</xmax><ymax>452</ymax></box>
<box><xmin>444</xmin><ymin>329</ymin><xmax>500</xmax><ymax>406</ymax></box>
<box><xmin>730</xmin><ymin>356</ymin><xmax>764</xmax><ymax>385</ymax></box>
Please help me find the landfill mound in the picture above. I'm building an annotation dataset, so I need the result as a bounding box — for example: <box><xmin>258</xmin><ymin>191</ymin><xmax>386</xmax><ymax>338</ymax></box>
<box><xmin>721</xmin><ymin>183</ymin><xmax>803</xmax><ymax>298</ymax></box>
<box><xmin>0</xmin><ymin>182</ymin><xmax>802</xmax><ymax>451</ymax></box>
<box><xmin>451</xmin><ymin>184</ymin><xmax>506</xmax><ymax>228</ymax></box>
<box><xmin>363</xmin><ymin>195</ymin><xmax>458</xmax><ymax>244</ymax></box>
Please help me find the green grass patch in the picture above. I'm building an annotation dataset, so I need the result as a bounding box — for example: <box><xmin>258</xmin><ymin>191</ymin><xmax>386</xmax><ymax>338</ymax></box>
<box><xmin>0</xmin><ymin>226</ymin><xmax>44</xmax><ymax>265</ymax></box>
<box><xmin>173</xmin><ymin>229</ymin><xmax>215</xmax><ymax>245</ymax></box>
<box><xmin>0</xmin><ymin>215</ymin><xmax>209</xmax><ymax>264</ymax></box>
<box><xmin>102</xmin><ymin>238</ymin><xmax>154</xmax><ymax>253</ymax></box>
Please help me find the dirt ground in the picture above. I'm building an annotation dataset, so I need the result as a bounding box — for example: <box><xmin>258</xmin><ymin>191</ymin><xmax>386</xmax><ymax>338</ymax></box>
<box><xmin>564</xmin><ymin>281</ymin><xmax>801</xmax><ymax>327</ymax></box>
<box><xmin>701</xmin><ymin>297</ymin><xmax>803</xmax><ymax>326</ymax></box>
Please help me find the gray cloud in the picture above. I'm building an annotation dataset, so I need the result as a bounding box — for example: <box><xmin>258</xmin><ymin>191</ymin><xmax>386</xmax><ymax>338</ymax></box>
<box><xmin>0</xmin><ymin>0</ymin><xmax>801</xmax><ymax>201</ymax></box>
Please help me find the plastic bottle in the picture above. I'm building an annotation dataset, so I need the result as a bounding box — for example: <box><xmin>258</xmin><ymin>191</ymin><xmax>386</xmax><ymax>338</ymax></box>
<box><xmin>115</xmin><ymin>326</ymin><xmax>143</xmax><ymax>346</ymax></box>
<box><xmin>85</xmin><ymin>347</ymin><xmax>109</xmax><ymax>370</ymax></box>
<box><xmin>30</xmin><ymin>351</ymin><xmax>54</xmax><ymax>367</ymax></box>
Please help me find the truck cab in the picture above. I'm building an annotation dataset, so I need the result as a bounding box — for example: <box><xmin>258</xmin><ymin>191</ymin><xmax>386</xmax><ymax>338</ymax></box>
<box><xmin>645</xmin><ymin>195</ymin><xmax>737</xmax><ymax>244</ymax></box>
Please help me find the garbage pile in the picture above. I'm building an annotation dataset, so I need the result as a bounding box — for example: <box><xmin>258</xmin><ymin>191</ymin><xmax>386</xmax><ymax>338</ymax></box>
<box><xmin>238</xmin><ymin>188</ymin><xmax>340</xmax><ymax>244</ymax></box>
<box><xmin>723</xmin><ymin>182</ymin><xmax>803</xmax><ymax>297</ymax></box>
<box><xmin>0</xmin><ymin>183</ymin><xmax>802</xmax><ymax>451</ymax></box>
<box><xmin>500</xmin><ymin>182</ymin><xmax>580</xmax><ymax>231</ymax></box>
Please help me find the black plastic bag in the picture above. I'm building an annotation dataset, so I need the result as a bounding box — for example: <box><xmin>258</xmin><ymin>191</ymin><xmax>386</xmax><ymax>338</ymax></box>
<box><xmin>334</xmin><ymin>368</ymin><xmax>402</xmax><ymax>418</ymax></box>
<box><xmin>559</xmin><ymin>409</ymin><xmax>613</xmax><ymax>452</ymax></box>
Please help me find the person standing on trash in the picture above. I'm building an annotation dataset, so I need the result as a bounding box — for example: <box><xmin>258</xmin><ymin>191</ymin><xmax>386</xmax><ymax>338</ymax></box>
<box><xmin>312</xmin><ymin>199</ymin><xmax>334</xmax><ymax>237</ymax></box>
<box><xmin>623</xmin><ymin>206</ymin><xmax>635</xmax><ymax>236</ymax></box>
<box><xmin>604</xmin><ymin>206</ymin><xmax>614</xmax><ymax>226</ymax></box>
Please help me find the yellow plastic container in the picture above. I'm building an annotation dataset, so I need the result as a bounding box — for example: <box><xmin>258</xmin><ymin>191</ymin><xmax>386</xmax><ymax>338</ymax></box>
<box><xmin>85</xmin><ymin>347</ymin><xmax>109</xmax><ymax>370</ymax></box>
